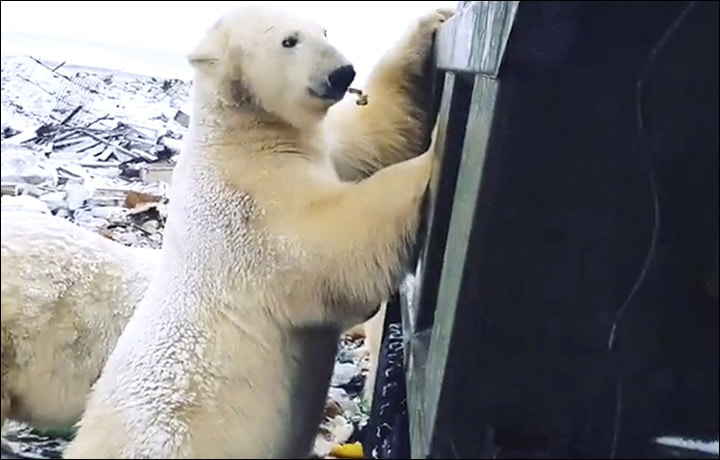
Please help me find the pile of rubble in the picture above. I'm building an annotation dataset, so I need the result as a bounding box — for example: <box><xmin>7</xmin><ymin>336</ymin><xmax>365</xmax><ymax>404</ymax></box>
<box><xmin>1</xmin><ymin>55</ymin><xmax>370</xmax><ymax>459</ymax></box>
<box><xmin>1</xmin><ymin>55</ymin><xmax>191</xmax><ymax>247</ymax></box>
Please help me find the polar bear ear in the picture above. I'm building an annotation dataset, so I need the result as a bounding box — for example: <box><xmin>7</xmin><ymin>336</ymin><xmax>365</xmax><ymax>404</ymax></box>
<box><xmin>187</xmin><ymin>22</ymin><xmax>224</xmax><ymax>68</ymax></box>
<box><xmin>187</xmin><ymin>39</ymin><xmax>220</xmax><ymax>68</ymax></box>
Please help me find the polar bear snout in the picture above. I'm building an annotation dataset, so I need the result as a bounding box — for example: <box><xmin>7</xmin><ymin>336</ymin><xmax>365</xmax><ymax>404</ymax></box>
<box><xmin>309</xmin><ymin>64</ymin><xmax>356</xmax><ymax>102</ymax></box>
<box><xmin>327</xmin><ymin>65</ymin><xmax>356</xmax><ymax>94</ymax></box>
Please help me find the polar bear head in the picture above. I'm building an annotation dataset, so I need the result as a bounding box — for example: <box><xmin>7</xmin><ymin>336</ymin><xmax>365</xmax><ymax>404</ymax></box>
<box><xmin>187</xmin><ymin>4</ymin><xmax>356</xmax><ymax>128</ymax></box>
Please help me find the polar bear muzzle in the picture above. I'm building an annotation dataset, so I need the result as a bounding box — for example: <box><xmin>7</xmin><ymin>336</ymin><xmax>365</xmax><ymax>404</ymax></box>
<box><xmin>309</xmin><ymin>64</ymin><xmax>356</xmax><ymax>102</ymax></box>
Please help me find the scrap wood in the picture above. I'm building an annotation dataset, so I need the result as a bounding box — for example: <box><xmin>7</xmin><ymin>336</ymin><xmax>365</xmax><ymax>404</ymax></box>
<box><xmin>77</xmin><ymin>128</ymin><xmax>147</xmax><ymax>160</ymax></box>
<box><xmin>0</xmin><ymin>182</ymin><xmax>48</xmax><ymax>198</ymax></box>
<box><xmin>104</xmin><ymin>221</ymin><xmax>155</xmax><ymax>237</ymax></box>
<box><xmin>53</xmin><ymin>136</ymin><xmax>94</xmax><ymax>150</ymax></box>
<box><xmin>91</xmin><ymin>147</ymin><xmax>115</xmax><ymax>162</ymax></box>
<box><xmin>59</xmin><ymin>105</ymin><xmax>83</xmax><ymax>126</ymax></box>
<box><xmin>1</xmin><ymin>183</ymin><xmax>19</xmax><ymax>196</ymax></box>
<box><xmin>125</xmin><ymin>190</ymin><xmax>165</xmax><ymax>227</ymax></box>
<box><xmin>86</xmin><ymin>187</ymin><xmax>132</xmax><ymax>207</ymax></box>
<box><xmin>79</xmin><ymin>159</ymin><xmax>121</xmax><ymax>168</ymax></box>
<box><xmin>76</xmin><ymin>140</ymin><xmax>104</xmax><ymax>154</ymax></box>
<box><xmin>84</xmin><ymin>114</ymin><xmax>110</xmax><ymax>128</ymax></box>
<box><xmin>55</xmin><ymin>166</ymin><xmax>84</xmax><ymax>182</ymax></box>
<box><xmin>119</xmin><ymin>121</ymin><xmax>159</xmax><ymax>141</ymax></box>
<box><xmin>127</xmin><ymin>203</ymin><xmax>163</xmax><ymax>228</ymax></box>
<box><xmin>124</xmin><ymin>190</ymin><xmax>162</xmax><ymax>209</ymax></box>
<box><xmin>137</xmin><ymin>162</ymin><xmax>175</xmax><ymax>185</ymax></box>
<box><xmin>11</xmin><ymin>118</ymin><xmax>163</xmax><ymax>165</ymax></box>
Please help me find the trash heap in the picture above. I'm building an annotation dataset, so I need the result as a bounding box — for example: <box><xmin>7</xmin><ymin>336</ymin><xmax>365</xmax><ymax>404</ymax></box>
<box><xmin>1</xmin><ymin>54</ymin><xmax>190</xmax><ymax>247</ymax></box>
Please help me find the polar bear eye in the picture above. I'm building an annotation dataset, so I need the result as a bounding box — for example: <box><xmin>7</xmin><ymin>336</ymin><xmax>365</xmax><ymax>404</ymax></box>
<box><xmin>282</xmin><ymin>36</ymin><xmax>299</xmax><ymax>48</ymax></box>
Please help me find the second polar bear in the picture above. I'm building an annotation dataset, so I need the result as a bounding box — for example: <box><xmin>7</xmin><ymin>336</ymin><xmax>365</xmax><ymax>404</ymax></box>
<box><xmin>0</xmin><ymin>210</ymin><xmax>158</xmax><ymax>431</ymax></box>
<box><xmin>64</xmin><ymin>4</ymin><xmax>452</xmax><ymax>459</ymax></box>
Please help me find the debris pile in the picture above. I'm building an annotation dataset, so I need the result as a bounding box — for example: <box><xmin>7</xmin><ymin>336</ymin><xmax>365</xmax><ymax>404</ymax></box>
<box><xmin>314</xmin><ymin>335</ymin><xmax>372</xmax><ymax>458</ymax></box>
<box><xmin>1</xmin><ymin>55</ymin><xmax>190</xmax><ymax>247</ymax></box>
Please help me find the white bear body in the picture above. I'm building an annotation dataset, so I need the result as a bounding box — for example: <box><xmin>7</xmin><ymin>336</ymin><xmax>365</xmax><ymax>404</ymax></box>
<box><xmin>0</xmin><ymin>211</ymin><xmax>158</xmax><ymax>429</ymax></box>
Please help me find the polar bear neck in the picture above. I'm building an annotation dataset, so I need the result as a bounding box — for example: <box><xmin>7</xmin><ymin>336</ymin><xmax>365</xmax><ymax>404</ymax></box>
<box><xmin>186</xmin><ymin>106</ymin><xmax>327</xmax><ymax>166</ymax></box>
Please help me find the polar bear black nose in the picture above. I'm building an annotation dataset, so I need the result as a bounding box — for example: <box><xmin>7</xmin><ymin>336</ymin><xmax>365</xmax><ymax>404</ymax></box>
<box><xmin>327</xmin><ymin>65</ymin><xmax>356</xmax><ymax>92</ymax></box>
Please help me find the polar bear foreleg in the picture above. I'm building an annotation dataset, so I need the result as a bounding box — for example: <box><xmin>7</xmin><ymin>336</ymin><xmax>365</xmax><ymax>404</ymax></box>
<box><xmin>294</xmin><ymin>149</ymin><xmax>434</xmax><ymax>326</ymax></box>
<box><xmin>325</xmin><ymin>8</ymin><xmax>454</xmax><ymax>182</ymax></box>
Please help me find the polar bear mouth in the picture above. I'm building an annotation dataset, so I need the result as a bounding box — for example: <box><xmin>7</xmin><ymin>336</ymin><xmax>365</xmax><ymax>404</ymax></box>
<box><xmin>308</xmin><ymin>64</ymin><xmax>357</xmax><ymax>102</ymax></box>
<box><xmin>308</xmin><ymin>86</ymin><xmax>347</xmax><ymax>102</ymax></box>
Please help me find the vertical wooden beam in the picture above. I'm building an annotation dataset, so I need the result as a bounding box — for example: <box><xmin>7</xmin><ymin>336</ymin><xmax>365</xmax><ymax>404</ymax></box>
<box><xmin>421</xmin><ymin>75</ymin><xmax>499</xmax><ymax>459</ymax></box>
<box><xmin>403</xmin><ymin>3</ymin><xmax>519</xmax><ymax>457</ymax></box>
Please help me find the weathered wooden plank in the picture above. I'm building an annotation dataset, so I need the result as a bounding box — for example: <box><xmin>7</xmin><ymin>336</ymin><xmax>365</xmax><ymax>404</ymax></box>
<box><xmin>402</xmin><ymin>72</ymin><xmax>473</xmax><ymax>340</ymax></box>
<box><xmin>403</xmin><ymin>71</ymin><xmax>478</xmax><ymax>458</ymax></box>
<box><xmin>435</xmin><ymin>1</ymin><xmax>519</xmax><ymax>76</ymax></box>
<box><xmin>403</xmin><ymin>3</ymin><xmax>520</xmax><ymax>457</ymax></box>
<box><xmin>425</xmin><ymin>74</ymin><xmax>498</xmax><ymax>457</ymax></box>
<box><xmin>408</xmin><ymin>74</ymin><xmax>499</xmax><ymax>459</ymax></box>
<box><xmin>402</xmin><ymin>72</ymin><xmax>459</xmax><ymax>459</ymax></box>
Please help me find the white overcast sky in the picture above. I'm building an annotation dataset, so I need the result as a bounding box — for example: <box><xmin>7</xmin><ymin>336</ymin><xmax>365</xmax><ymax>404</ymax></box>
<box><xmin>0</xmin><ymin>1</ymin><xmax>457</xmax><ymax>84</ymax></box>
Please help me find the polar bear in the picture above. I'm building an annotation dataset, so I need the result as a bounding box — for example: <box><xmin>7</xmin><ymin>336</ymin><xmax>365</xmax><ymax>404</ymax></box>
<box><xmin>64</xmin><ymin>3</ymin><xmax>451</xmax><ymax>459</ymax></box>
<box><xmin>0</xmin><ymin>210</ymin><xmax>159</xmax><ymax>431</ymax></box>
<box><xmin>2</xmin><ymin>7</ymin><xmax>440</xmax><ymax>435</ymax></box>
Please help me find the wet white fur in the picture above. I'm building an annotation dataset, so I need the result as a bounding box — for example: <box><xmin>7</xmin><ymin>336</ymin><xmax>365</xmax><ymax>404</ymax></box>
<box><xmin>1</xmin><ymin>211</ymin><xmax>159</xmax><ymax>430</ymax></box>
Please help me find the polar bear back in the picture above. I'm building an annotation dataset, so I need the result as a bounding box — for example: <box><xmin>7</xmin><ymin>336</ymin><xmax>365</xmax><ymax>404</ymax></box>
<box><xmin>1</xmin><ymin>211</ymin><xmax>159</xmax><ymax>429</ymax></box>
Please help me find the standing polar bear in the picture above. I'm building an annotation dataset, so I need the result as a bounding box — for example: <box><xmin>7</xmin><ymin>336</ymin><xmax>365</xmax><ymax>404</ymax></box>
<box><xmin>64</xmin><ymin>4</ymin><xmax>452</xmax><ymax>458</ymax></box>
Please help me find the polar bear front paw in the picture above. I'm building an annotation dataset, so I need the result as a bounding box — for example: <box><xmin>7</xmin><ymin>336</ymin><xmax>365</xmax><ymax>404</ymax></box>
<box><xmin>414</xmin><ymin>8</ymin><xmax>455</xmax><ymax>39</ymax></box>
<box><xmin>411</xmin><ymin>9</ymin><xmax>456</xmax><ymax>51</ymax></box>
<box><xmin>389</xmin><ymin>8</ymin><xmax>456</xmax><ymax>77</ymax></box>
